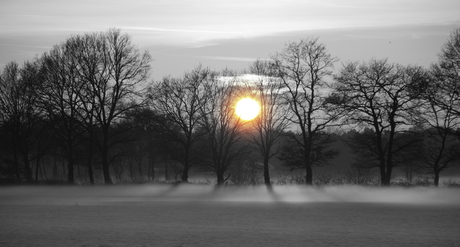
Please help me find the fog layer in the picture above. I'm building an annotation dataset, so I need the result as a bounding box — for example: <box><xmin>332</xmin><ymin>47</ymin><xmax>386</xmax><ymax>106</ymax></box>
<box><xmin>1</xmin><ymin>185</ymin><xmax>459</xmax><ymax>206</ymax></box>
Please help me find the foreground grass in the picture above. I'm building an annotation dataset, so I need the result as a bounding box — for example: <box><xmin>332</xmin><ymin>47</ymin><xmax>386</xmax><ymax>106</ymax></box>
<box><xmin>1</xmin><ymin>185</ymin><xmax>460</xmax><ymax>247</ymax></box>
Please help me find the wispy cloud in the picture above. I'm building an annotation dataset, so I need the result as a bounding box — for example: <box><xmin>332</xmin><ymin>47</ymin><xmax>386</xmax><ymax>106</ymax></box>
<box><xmin>0</xmin><ymin>43</ymin><xmax>51</xmax><ymax>50</ymax></box>
<box><xmin>198</xmin><ymin>56</ymin><xmax>263</xmax><ymax>62</ymax></box>
<box><xmin>122</xmin><ymin>27</ymin><xmax>241</xmax><ymax>35</ymax></box>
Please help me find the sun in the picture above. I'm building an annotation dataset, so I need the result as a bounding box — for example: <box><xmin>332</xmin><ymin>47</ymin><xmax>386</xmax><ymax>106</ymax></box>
<box><xmin>235</xmin><ymin>98</ymin><xmax>260</xmax><ymax>121</ymax></box>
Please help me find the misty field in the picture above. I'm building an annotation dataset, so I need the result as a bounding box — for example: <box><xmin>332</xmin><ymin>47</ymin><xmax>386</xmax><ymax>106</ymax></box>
<box><xmin>1</xmin><ymin>185</ymin><xmax>460</xmax><ymax>247</ymax></box>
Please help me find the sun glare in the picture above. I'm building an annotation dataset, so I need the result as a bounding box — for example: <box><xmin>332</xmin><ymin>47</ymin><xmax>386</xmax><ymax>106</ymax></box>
<box><xmin>235</xmin><ymin>98</ymin><xmax>260</xmax><ymax>121</ymax></box>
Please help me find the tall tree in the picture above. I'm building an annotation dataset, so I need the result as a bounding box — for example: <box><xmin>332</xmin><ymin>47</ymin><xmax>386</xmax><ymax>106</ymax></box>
<box><xmin>271</xmin><ymin>38</ymin><xmax>339</xmax><ymax>185</ymax></box>
<box><xmin>200</xmin><ymin>73</ymin><xmax>247</xmax><ymax>186</ymax></box>
<box><xmin>0</xmin><ymin>62</ymin><xmax>22</xmax><ymax>180</ymax></box>
<box><xmin>416</xmin><ymin>29</ymin><xmax>460</xmax><ymax>186</ymax></box>
<box><xmin>244</xmin><ymin>60</ymin><xmax>290</xmax><ymax>186</ymax></box>
<box><xmin>331</xmin><ymin>59</ymin><xmax>426</xmax><ymax>186</ymax></box>
<box><xmin>66</xmin><ymin>33</ymin><xmax>105</xmax><ymax>184</ymax></box>
<box><xmin>0</xmin><ymin>61</ymin><xmax>44</xmax><ymax>182</ymax></box>
<box><xmin>39</xmin><ymin>43</ymin><xmax>85</xmax><ymax>184</ymax></box>
<box><xmin>431</xmin><ymin>28</ymin><xmax>460</xmax><ymax>117</ymax></box>
<box><xmin>70</xmin><ymin>29</ymin><xmax>151</xmax><ymax>184</ymax></box>
<box><xmin>148</xmin><ymin>66</ymin><xmax>209</xmax><ymax>182</ymax></box>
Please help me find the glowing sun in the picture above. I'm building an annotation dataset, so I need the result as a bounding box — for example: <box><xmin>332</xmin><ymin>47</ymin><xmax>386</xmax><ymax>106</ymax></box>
<box><xmin>235</xmin><ymin>98</ymin><xmax>260</xmax><ymax>121</ymax></box>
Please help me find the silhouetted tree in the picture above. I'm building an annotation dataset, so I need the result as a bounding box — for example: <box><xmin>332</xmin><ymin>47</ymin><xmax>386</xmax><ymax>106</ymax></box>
<box><xmin>148</xmin><ymin>66</ymin><xmax>209</xmax><ymax>182</ymax></box>
<box><xmin>0</xmin><ymin>62</ymin><xmax>22</xmax><ymax>180</ymax></box>
<box><xmin>271</xmin><ymin>38</ymin><xmax>339</xmax><ymax>185</ymax></box>
<box><xmin>0</xmin><ymin>60</ymin><xmax>46</xmax><ymax>182</ymax></box>
<box><xmin>431</xmin><ymin>28</ymin><xmax>460</xmax><ymax>118</ymax></box>
<box><xmin>415</xmin><ymin>34</ymin><xmax>460</xmax><ymax>185</ymax></box>
<box><xmin>331</xmin><ymin>59</ymin><xmax>426</xmax><ymax>186</ymax></box>
<box><xmin>39</xmin><ymin>42</ymin><xmax>86</xmax><ymax>184</ymax></box>
<box><xmin>69</xmin><ymin>29</ymin><xmax>151</xmax><ymax>184</ymax></box>
<box><xmin>243</xmin><ymin>60</ymin><xmax>290</xmax><ymax>186</ymax></box>
<box><xmin>200</xmin><ymin>73</ymin><xmax>247</xmax><ymax>186</ymax></box>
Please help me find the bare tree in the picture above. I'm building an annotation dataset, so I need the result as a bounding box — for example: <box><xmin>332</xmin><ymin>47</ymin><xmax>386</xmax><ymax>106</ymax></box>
<box><xmin>148</xmin><ymin>66</ymin><xmax>209</xmax><ymax>182</ymax></box>
<box><xmin>200</xmin><ymin>73</ymin><xmax>247</xmax><ymax>186</ymax></box>
<box><xmin>415</xmin><ymin>30</ymin><xmax>460</xmax><ymax>185</ymax></box>
<box><xmin>270</xmin><ymin>38</ymin><xmax>339</xmax><ymax>185</ymax></box>
<box><xmin>244</xmin><ymin>60</ymin><xmax>290</xmax><ymax>186</ymax></box>
<box><xmin>66</xmin><ymin>33</ymin><xmax>106</xmax><ymax>184</ymax></box>
<box><xmin>0</xmin><ymin>61</ymin><xmax>45</xmax><ymax>182</ymax></box>
<box><xmin>69</xmin><ymin>29</ymin><xmax>151</xmax><ymax>184</ymax></box>
<box><xmin>331</xmin><ymin>59</ymin><xmax>426</xmax><ymax>186</ymax></box>
<box><xmin>39</xmin><ymin>43</ymin><xmax>86</xmax><ymax>184</ymax></box>
<box><xmin>0</xmin><ymin>62</ymin><xmax>22</xmax><ymax>180</ymax></box>
<box><xmin>431</xmin><ymin>28</ymin><xmax>460</xmax><ymax>117</ymax></box>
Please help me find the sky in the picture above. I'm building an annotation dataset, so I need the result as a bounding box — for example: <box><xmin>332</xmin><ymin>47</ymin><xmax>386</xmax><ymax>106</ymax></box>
<box><xmin>1</xmin><ymin>0</ymin><xmax>460</xmax><ymax>80</ymax></box>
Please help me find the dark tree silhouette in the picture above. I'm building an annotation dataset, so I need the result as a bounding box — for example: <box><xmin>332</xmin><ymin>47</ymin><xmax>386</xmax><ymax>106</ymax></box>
<box><xmin>331</xmin><ymin>59</ymin><xmax>426</xmax><ymax>186</ymax></box>
<box><xmin>271</xmin><ymin>38</ymin><xmax>339</xmax><ymax>185</ymax></box>
<box><xmin>415</xmin><ymin>30</ymin><xmax>460</xmax><ymax>185</ymax></box>
<box><xmin>0</xmin><ymin>62</ymin><xmax>23</xmax><ymax>180</ymax></box>
<box><xmin>39</xmin><ymin>43</ymin><xmax>86</xmax><ymax>184</ymax></box>
<box><xmin>200</xmin><ymin>73</ymin><xmax>247</xmax><ymax>186</ymax></box>
<box><xmin>431</xmin><ymin>28</ymin><xmax>460</xmax><ymax>117</ymax></box>
<box><xmin>244</xmin><ymin>60</ymin><xmax>290</xmax><ymax>186</ymax></box>
<box><xmin>68</xmin><ymin>29</ymin><xmax>151</xmax><ymax>184</ymax></box>
<box><xmin>0</xmin><ymin>60</ymin><xmax>46</xmax><ymax>182</ymax></box>
<box><xmin>148</xmin><ymin>66</ymin><xmax>209</xmax><ymax>182</ymax></box>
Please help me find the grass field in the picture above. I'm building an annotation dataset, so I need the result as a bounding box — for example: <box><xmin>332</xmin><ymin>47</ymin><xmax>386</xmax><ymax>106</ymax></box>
<box><xmin>1</xmin><ymin>185</ymin><xmax>459</xmax><ymax>247</ymax></box>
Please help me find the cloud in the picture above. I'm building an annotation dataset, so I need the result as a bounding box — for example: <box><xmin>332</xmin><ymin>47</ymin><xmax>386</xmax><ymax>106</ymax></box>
<box><xmin>123</xmin><ymin>26</ymin><xmax>240</xmax><ymax>35</ymax></box>
<box><xmin>198</xmin><ymin>56</ymin><xmax>262</xmax><ymax>62</ymax></box>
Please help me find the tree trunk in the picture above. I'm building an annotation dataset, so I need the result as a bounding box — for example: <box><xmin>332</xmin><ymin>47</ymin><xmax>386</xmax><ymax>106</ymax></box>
<box><xmin>164</xmin><ymin>159</ymin><xmax>169</xmax><ymax>181</ymax></box>
<box><xmin>14</xmin><ymin>151</ymin><xmax>20</xmax><ymax>180</ymax></box>
<box><xmin>405</xmin><ymin>164</ymin><xmax>413</xmax><ymax>183</ymax></box>
<box><xmin>263</xmin><ymin>156</ymin><xmax>271</xmax><ymax>186</ymax></box>
<box><xmin>101</xmin><ymin>128</ymin><xmax>113</xmax><ymax>184</ymax></box>
<box><xmin>147</xmin><ymin>160</ymin><xmax>152</xmax><ymax>180</ymax></box>
<box><xmin>23</xmin><ymin>151</ymin><xmax>33</xmax><ymax>183</ymax></box>
<box><xmin>379</xmin><ymin>157</ymin><xmax>390</xmax><ymax>186</ymax></box>
<box><xmin>305</xmin><ymin>165</ymin><xmax>313</xmax><ymax>186</ymax></box>
<box><xmin>137</xmin><ymin>159</ymin><xmax>143</xmax><ymax>179</ymax></box>
<box><xmin>35</xmin><ymin>155</ymin><xmax>44</xmax><ymax>182</ymax></box>
<box><xmin>77</xmin><ymin>161</ymin><xmax>81</xmax><ymax>180</ymax></box>
<box><xmin>181</xmin><ymin>149</ymin><xmax>190</xmax><ymax>182</ymax></box>
<box><xmin>149</xmin><ymin>156</ymin><xmax>154</xmax><ymax>181</ymax></box>
<box><xmin>67</xmin><ymin>145</ymin><xmax>75</xmax><ymax>184</ymax></box>
<box><xmin>380</xmin><ymin>160</ymin><xmax>394</xmax><ymax>186</ymax></box>
<box><xmin>181</xmin><ymin>161</ymin><xmax>189</xmax><ymax>182</ymax></box>
<box><xmin>67</xmin><ymin>159</ymin><xmax>75</xmax><ymax>184</ymax></box>
<box><xmin>53</xmin><ymin>155</ymin><xmax>58</xmax><ymax>178</ymax></box>
<box><xmin>304</xmin><ymin>136</ymin><xmax>313</xmax><ymax>186</ymax></box>
<box><xmin>381</xmin><ymin>171</ymin><xmax>391</xmax><ymax>186</ymax></box>
<box><xmin>40</xmin><ymin>159</ymin><xmax>46</xmax><ymax>180</ymax></box>
<box><xmin>35</xmin><ymin>158</ymin><xmax>40</xmax><ymax>182</ymax></box>
<box><xmin>88</xmin><ymin>160</ymin><xmax>94</xmax><ymax>185</ymax></box>
<box><xmin>434</xmin><ymin>171</ymin><xmax>440</xmax><ymax>187</ymax></box>
<box><xmin>101</xmin><ymin>152</ymin><xmax>112</xmax><ymax>184</ymax></box>
<box><xmin>216</xmin><ymin>171</ymin><xmax>225</xmax><ymax>186</ymax></box>
<box><xmin>129</xmin><ymin>159</ymin><xmax>134</xmax><ymax>181</ymax></box>
<box><xmin>87</xmin><ymin>129</ymin><xmax>95</xmax><ymax>185</ymax></box>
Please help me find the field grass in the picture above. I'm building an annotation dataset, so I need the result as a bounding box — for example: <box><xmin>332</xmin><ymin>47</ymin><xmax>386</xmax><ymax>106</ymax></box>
<box><xmin>1</xmin><ymin>185</ymin><xmax>459</xmax><ymax>247</ymax></box>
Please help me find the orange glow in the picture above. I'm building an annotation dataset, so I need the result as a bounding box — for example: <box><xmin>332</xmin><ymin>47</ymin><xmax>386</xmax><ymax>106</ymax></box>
<box><xmin>235</xmin><ymin>98</ymin><xmax>260</xmax><ymax>121</ymax></box>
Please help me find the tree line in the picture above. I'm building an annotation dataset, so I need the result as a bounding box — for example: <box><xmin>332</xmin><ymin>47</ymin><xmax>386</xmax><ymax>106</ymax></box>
<box><xmin>1</xmin><ymin>28</ymin><xmax>459</xmax><ymax>186</ymax></box>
